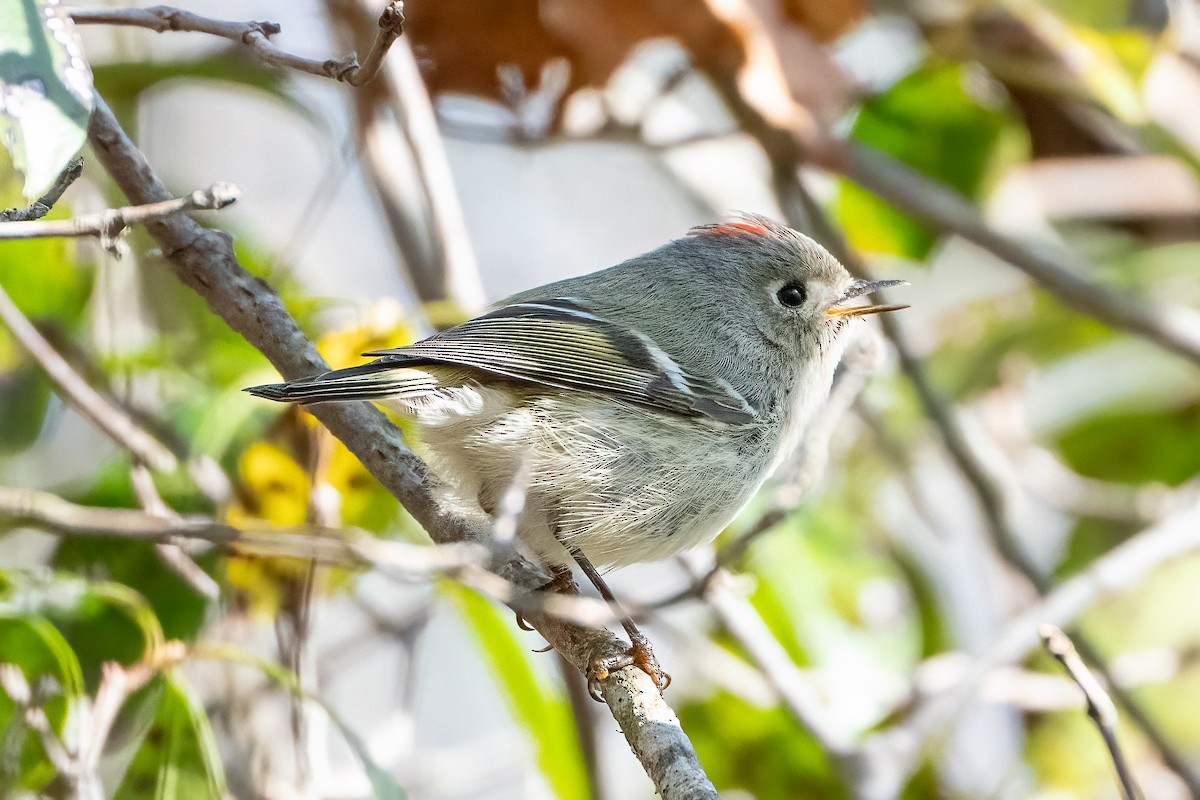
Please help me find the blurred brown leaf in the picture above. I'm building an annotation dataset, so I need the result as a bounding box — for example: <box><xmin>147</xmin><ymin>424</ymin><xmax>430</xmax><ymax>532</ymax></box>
<box><xmin>404</xmin><ymin>0</ymin><xmax>852</xmax><ymax>130</ymax></box>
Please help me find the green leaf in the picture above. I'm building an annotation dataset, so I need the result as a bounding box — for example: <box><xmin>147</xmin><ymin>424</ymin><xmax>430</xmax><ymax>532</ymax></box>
<box><xmin>53</xmin><ymin>536</ymin><xmax>210</xmax><ymax>646</ymax></box>
<box><xmin>0</xmin><ymin>0</ymin><xmax>94</xmax><ymax>197</ymax></box>
<box><xmin>0</xmin><ymin>235</ymin><xmax>91</xmax><ymax>322</ymax></box>
<box><xmin>2</xmin><ymin>572</ymin><xmax>164</xmax><ymax>690</ymax></box>
<box><xmin>0</xmin><ymin>612</ymin><xmax>84</xmax><ymax>793</ymax></box>
<box><xmin>114</xmin><ymin>672</ymin><xmax>225</xmax><ymax>800</ymax></box>
<box><xmin>678</xmin><ymin>689</ymin><xmax>848</xmax><ymax>799</ymax></box>
<box><xmin>835</xmin><ymin>63</ymin><xmax>1013</xmax><ymax>259</ymax></box>
<box><xmin>0</xmin><ymin>362</ymin><xmax>52</xmax><ymax>454</ymax></box>
<box><xmin>446</xmin><ymin>584</ymin><xmax>589</xmax><ymax>800</ymax></box>
<box><xmin>1054</xmin><ymin>402</ymin><xmax>1200</xmax><ymax>486</ymax></box>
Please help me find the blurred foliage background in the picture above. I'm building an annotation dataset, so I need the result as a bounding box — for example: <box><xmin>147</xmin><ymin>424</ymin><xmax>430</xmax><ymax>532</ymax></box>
<box><xmin>2</xmin><ymin>0</ymin><xmax>1200</xmax><ymax>798</ymax></box>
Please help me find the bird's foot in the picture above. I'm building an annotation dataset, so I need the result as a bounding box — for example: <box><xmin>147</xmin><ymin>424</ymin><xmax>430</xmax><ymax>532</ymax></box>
<box><xmin>586</xmin><ymin>631</ymin><xmax>671</xmax><ymax>702</ymax></box>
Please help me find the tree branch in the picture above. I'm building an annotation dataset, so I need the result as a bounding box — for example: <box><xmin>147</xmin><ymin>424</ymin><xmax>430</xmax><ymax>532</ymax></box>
<box><xmin>345</xmin><ymin>1</ymin><xmax>406</xmax><ymax>88</ymax></box>
<box><xmin>69</xmin><ymin>3</ymin><xmax>404</xmax><ymax>86</ymax></box>
<box><xmin>1041</xmin><ymin>625</ymin><xmax>1144</xmax><ymax>800</ymax></box>
<box><xmin>0</xmin><ymin>184</ymin><xmax>239</xmax><ymax>254</ymax></box>
<box><xmin>84</xmin><ymin>93</ymin><xmax>715</xmax><ymax>799</ymax></box>
<box><xmin>322</xmin><ymin>0</ymin><xmax>486</xmax><ymax>312</ymax></box>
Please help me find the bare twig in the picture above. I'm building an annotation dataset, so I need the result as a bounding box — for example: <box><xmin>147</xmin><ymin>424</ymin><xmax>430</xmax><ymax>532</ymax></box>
<box><xmin>0</xmin><ymin>157</ymin><xmax>84</xmax><ymax>222</ymax></box>
<box><xmin>1041</xmin><ymin>625</ymin><xmax>1144</xmax><ymax>800</ymax></box>
<box><xmin>0</xmin><ymin>284</ymin><xmax>178</xmax><ymax>472</ymax></box>
<box><xmin>69</xmin><ymin>5</ymin><xmax>393</xmax><ymax>84</ymax></box>
<box><xmin>1</xmin><ymin>657</ymin><xmax>158</xmax><ymax>800</ymax></box>
<box><xmin>79</xmin><ymin>660</ymin><xmax>157</xmax><ymax>778</ymax></box>
<box><xmin>344</xmin><ymin>1</ymin><xmax>406</xmax><ymax>88</ymax></box>
<box><xmin>0</xmin><ymin>184</ymin><xmax>239</xmax><ymax>254</ymax></box>
<box><xmin>0</xmin><ymin>483</ymin><xmax>627</xmax><ymax>628</ymax></box>
<box><xmin>0</xmin><ymin>484</ymin><xmax>235</xmax><ymax>541</ymax></box>
<box><xmin>69</xmin><ymin>3</ymin><xmax>403</xmax><ymax>86</ymax></box>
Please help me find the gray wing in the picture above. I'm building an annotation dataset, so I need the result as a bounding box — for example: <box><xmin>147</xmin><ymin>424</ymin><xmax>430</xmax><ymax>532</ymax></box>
<box><xmin>362</xmin><ymin>298</ymin><xmax>758</xmax><ymax>425</ymax></box>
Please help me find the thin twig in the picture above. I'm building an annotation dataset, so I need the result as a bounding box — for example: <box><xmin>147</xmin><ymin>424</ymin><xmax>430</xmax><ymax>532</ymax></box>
<box><xmin>0</xmin><ymin>157</ymin><xmax>84</xmax><ymax>222</ymax></box>
<box><xmin>79</xmin><ymin>661</ymin><xmax>157</xmax><ymax>777</ymax></box>
<box><xmin>0</xmin><ymin>184</ymin><xmax>239</xmax><ymax>254</ymax></box>
<box><xmin>0</xmin><ymin>283</ymin><xmax>179</xmax><ymax>472</ymax></box>
<box><xmin>1040</xmin><ymin>625</ymin><xmax>1143</xmax><ymax>800</ymax></box>
<box><xmin>0</xmin><ymin>484</ymin><xmax>234</xmax><ymax>541</ymax></box>
<box><xmin>69</xmin><ymin>3</ymin><xmax>403</xmax><ymax>86</ymax></box>
<box><xmin>344</xmin><ymin>1</ymin><xmax>406</xmax><ymax>88</ymax></box>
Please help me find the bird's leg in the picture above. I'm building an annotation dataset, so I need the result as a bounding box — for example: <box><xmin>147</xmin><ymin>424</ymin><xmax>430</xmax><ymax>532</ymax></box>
<box><xmin>515</xmin><ymin>564</ymin><xmax>578</xmax><ymax>631</ymax></box>
<box><xmin>570</xmin><ymin>548</ymin><xmax>671</xmax><ymax>701</ymax></box>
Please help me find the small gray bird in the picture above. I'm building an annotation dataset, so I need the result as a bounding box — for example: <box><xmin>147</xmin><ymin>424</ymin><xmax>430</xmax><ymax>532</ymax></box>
<box><xmin>247</xmin><ymin>215</ymin><xmax>904</xmax><ymax>694</ymax></box>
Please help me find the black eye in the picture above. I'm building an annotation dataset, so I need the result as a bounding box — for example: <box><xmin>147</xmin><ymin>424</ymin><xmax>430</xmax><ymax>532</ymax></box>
<box><xmin>776</xmin><ymin>282</ymin><xmax>806</xmax><ymax>308</ymax></box>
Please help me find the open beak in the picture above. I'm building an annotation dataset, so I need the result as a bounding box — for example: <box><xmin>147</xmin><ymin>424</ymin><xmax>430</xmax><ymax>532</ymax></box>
<box><xmin>825</xmin><ymin>278</ymin><xmax>909</xmax><ymax>319</ymax></box>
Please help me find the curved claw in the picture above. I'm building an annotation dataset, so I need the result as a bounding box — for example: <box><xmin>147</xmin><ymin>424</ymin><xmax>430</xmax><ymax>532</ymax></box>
<box><xmin>515</xmin><ymin>612</ymin><xmax>535</xmax><ymax>632</ymax></box>
<box><xmin>587</xmin><ymin>671</ymin><xmax>607</xmax><ymax>703</ymax></box>
<box><xmin>586</xmin><ymin>657</ymin><xmax>625</xmax><ymax>703</ymax></box>
<box><xmin>585</xmin><ymin>639</ymin><xmax>671</xmax><ymax>702</ymax></box>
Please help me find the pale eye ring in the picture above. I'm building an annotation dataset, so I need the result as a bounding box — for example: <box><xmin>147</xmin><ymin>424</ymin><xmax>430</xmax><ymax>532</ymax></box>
<box><xmin>776</xmin><ymin>282</ymin><xmax>806</xmax><ymax>308</ymax></box>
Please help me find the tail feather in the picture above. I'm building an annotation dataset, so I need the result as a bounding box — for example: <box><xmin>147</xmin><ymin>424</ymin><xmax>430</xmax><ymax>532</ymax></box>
<box><xmin>245</xmin><ymin>362</ymin><xmax>436</xmax><ymax>405</ymax></box>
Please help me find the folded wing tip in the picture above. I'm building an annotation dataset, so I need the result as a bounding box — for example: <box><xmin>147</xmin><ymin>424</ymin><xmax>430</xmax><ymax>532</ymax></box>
<box><xmin>245</xmin><ymin>383</ymin><xmax>289</xmax><ymax>401</ymax></box>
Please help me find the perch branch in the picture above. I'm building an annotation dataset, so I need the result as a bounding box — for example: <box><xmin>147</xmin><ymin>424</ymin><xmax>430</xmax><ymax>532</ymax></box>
<box><xmin>1041</xmin><ymin>625</ymin><xmax>1143</xmax><ymax>800</ymax></box>
<box><xmin>84</xmin><ymin>94</ymin><xmax>715</xmax><ymax>799</ymax></box>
